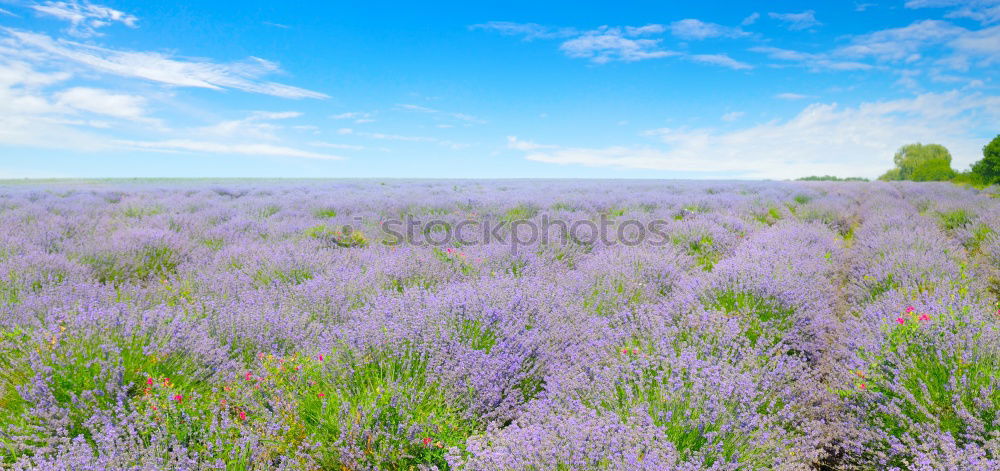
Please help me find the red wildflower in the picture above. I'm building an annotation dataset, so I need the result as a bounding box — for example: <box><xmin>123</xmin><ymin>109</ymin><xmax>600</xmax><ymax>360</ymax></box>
<box><xmin>858</xmin><ymin>383</ymin><xmax>866</xmax><ymax>390</ymax></box>
<box><xmin>238</xmin><ymin>410</ymin><xmax>247</xmax><ymax>421</ymax></box>
<box><xmin>905</xmin><ymin>306</ymin><xmax>915</xmax><ymax>313</ymax></box>
<box><xmin>318</xmin><ymin>393</ymin><xmax>325</xmax><ymax>398</ymax></box>
<box><xmin>919</xmin><ymin>314</ymin><xmax>930</xmax><ymax>321</ymax></box>
<box><xmin>146</xmin><ymin>377</ymin><xmax>154</xmax><ymax>386</ymax></box>
<box><xmin>422</xmin><ymin>437</ymin><xmax>432</xmax><ymax>446</ymax></box>
<box><xmin>245</xmin><ymin>372</ymin><xmax>253</xmax><ymax>381</ymax></box>
<box><xmin>895</xmin><ymin>317</ymin><xmax>905</xmax><ymax>325</ymax></box>
<box><xmin>173</xmin><ymin>394</ymin><xmax>183</xmax><ymax>403</ymax></box>
<box><xmin>318</xmin><ymin>354</ymin><xmax>324</xmax><ymax>362</ymax></box>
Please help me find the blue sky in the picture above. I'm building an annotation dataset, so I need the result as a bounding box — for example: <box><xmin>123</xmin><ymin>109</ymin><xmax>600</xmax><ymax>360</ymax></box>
<box><xmin>0</xmin><ymin>0</ymin><xmax>997</xmax><ymax>179</ymax></box>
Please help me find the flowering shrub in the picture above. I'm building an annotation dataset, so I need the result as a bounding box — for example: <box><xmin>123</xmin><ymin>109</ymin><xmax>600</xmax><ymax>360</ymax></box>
<box><xmin>0</xmin><ymin>180</ymin><xmax>997</xmax><ymax>469</ymax></box>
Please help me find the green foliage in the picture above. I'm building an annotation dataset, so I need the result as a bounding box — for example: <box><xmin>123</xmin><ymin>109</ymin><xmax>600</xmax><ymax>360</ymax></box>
<box><xmin>796</xmin><ymin>175</ymin><xmax>869</xmax><ymax>182</ymax></box>
<box><xmin>82</xmin><ymin>245</ymin><xmax>180</xmax><ymax>285</ymax></box>
<box><xmin>935</xmin><ymin>209</ymin><xmax>972</xmax><ymax>231</ymax></box>
<box><xmin>312</xmin><ymin>207</ymin><xmax>338</xmax><ymax>219</ymax></box>
<box><xmin>275</xmin><ymin>348</ymin><xmax>478</xmax><ymax>469</ymax></box>
<box><xmin>2</xmin><ymin>327</ymin><xmax>218</xmax><ymax>453</ymax></box>
<box><xmin>304</xmin><ymin>224</ymin><xmax>369</xmax><ymax>248</ymax></box>
<box><xmin>971</xmin><ymin>135</ymin><xmax>1000</xmax><ymax>184</ymax></box>
<box><xmin>706</xmin><ymin>290</ymin><xmax>796</xmax><ymax>348</ymax></box>
<box><xmin>198</xmin><ymin>237</ymin><xmax>225</xmax><ymax>250</ymax></box>
<box><xmin>502</xmin><ymin>204</ymin><xmax>538</xmax><ymax>222</ymax></box>
<box><xmin>845</xmin><ymin>308</ymin><xmax>1000</xmax><ymax>454</ymax></box>
<box><xmin>256</xmin><ymin>205</ymin><xmax>281</xmax><ymax>218</ymax></box>
<box><xmin>878</xmin><ymin>143</ymin><xmax>956</xmax><ymax>181</ymax></box>
<box><xmin>671</xmin><ymin>234</ymin><xmax>719</xmax><ymax>271</ymax></box>
<box><xmin>251</xmin><ymin>266</ymin><xmax>313</xmax><ymax>287</ymax></box>
<box><xmin>121</xmin><ymin>205</ymin><xmax>163</xmax><ymax>218</ymax></box>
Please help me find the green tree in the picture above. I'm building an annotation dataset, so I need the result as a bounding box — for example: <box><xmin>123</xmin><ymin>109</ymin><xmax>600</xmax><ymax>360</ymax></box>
<box><xmin>971</xmin><ymin>135</ymin><xmax>1000</xmax><ymax>184</ymax></box>
<box><xmin>878</xmin><ymin>143</ymin><xmax>955</xmax><ymax>181</ymax></box>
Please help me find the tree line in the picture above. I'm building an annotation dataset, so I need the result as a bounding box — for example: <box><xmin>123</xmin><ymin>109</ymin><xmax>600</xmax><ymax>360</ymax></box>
<box><xmin>878</xmin><ymin>134</ymin><xmax>1000</xmax><ymax>185</ymax></box>
<box><xmin>798</xmin><ymin>134</ymin><xmax>1000</xmax><ymax>185</ymax></box>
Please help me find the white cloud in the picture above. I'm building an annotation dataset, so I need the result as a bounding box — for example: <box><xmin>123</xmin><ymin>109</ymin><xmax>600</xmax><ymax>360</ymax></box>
<box><xmin>30</xmin><ymin>0</ymin><xmax>137</xmax><ymax>38</ymax></box>
<box><xmin>669</xmin><ymin>19</ymin><xmax>748</xmax><ymax>40</ymax></box>
<box><xmin>357</xmin><ymin>131</ymin><xmax>436</xmax><ymax>142</ymax></box>
<box><xmin>855</xmin><ymin>3</ymin><xmax>877</xmax><ymax>12</ymax></box>
<box><xmin>721</xmin><ymin>111</ymin><xmax>745</xmax><ymax>121</ymax></box>
<box><xmin>0</xmin><ymin>8</ymin><xmax>17</xmax><ymax>17</ymax></box>
<box><xmin>508</xmin><ymin>92</ymin><xmax>999</xmax><ymax>179</ymax></box>
<box><xmin>117</xmin><ymin>139</ymin><xmax>344</xmax><ymax>160</ymax></box>
<box><xmin>836</xmin><ymin>20</ymin><xmax>964</xmax><ymax>62</ymax></box>
<box><xmin>905</xmin><ymin>0</ymin><xmax>1000</xmax><ymax>24</ymax></box>
<box><xmin>2</xmin><ymin>28</ymin><xmax>328</xmax><ymax>99</ymax></box>
<box><xmin>473</xmin><ymin>22</ymin><xmax>676</xmax><ymax>64</ymax></box>
<box><xmin>506</xmin><ymin>135</ymin><xmax>556</xmax><ymax>150</ymax></box>
<box><xmin>769</xmin><ymin>11</ymin><xmax>821</xmax><ymax>31</ymax></box>
<box><xmin>833</xmin><ymin>20</ymin><xmax>1000</xmax><ymax>71</ymax></box>
<box><xmin>741</xmin><ymin>13</ymin><xmax>760</xmax><ymax>26</ymax></box>
<box><xmin>751</xmin><ymin>46</ymin><xmax>875</xmax><ymax>71</ymax></box>
<box><xmin>559</xmin><ymin>25</ymin><xmax>676</xmax><ymax>63</ymax></box>
<box><xmin>688</xmin><ymin>53</ymin><xmax>752</xmax><ymax>70</ymax></box>
<box><xmin>397</xmin><ymin>103</ymin><xmax>437</xmax><ymax>113</ymax></box>
<box><xmin>469</xmin><ymin>22</ymin><xmax>578</xmax><ymax>40</ymax></box>
<box><xmin>308</xmin><ymin>141</ymin><xmax>367</xmax><ymax>151</ymax></box>
<box><xmin>775</xmin><ymin>92</ymin><xmax>810</xmax><ymax>99</ymax></box>
<box><xmin>54</xmin><ymin>86</ymin><xmax>146</xmax><ymax>119</ymax></box>
<box><xmin>395</xmin><ymin>103</ymin><xmax>486</xmax><ymax>124</ymax></box>
<box><xmin>197</xmin><ymin>111</ymin><xmax>301</xmax><ymax>140</ymax></box>
<box><xmin>331</xmin><ymin>111</ymin><xmax>375</xmax><ymax>123</ymax></box>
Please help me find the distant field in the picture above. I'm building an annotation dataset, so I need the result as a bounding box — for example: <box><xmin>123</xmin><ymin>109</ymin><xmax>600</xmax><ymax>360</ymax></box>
<box><xmin>1</xmin><ymin>180</ymin><xmax>998</xmax><ymax>470</ymax></box>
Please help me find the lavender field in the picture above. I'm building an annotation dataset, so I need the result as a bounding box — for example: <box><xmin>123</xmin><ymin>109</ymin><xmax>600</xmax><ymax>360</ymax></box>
<box><xmin>0</xmin><ymin>180</ymin><xmax>998</xmax><ymax>471</ymax></box>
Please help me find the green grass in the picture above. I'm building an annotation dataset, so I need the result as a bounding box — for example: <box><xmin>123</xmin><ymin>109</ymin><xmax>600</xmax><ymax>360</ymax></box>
<box><xmin>243</xmin><ymin>347</ymin><xmax>481</xmax><ymax>469</ymax></box>
<box><xmin>0</xmin><ymin>327</ymin><xmax>219</xmax><ymax>460</ymax></box>
<box><xmin>672</xmin><ymin>234</ymin><xmax>719</xmax><ymax>271</ymax></box>
<box><xmin>705</xmin><ymin>290</ymin><xmax>796</xmax><ymax>348</ymax></box>
<box><xmin>304</xmin><ymin>224</ymin><xmax>369</xmax><ymax>248</ymax></box>
<box><xmin>312</xmin><ymin>207</ymin><xmax>338</xmax><ymax>218</ymax></box>
<box><xmin>502</xmin><ymin>204</ymin><xmax>538</xmax><ymax>222</ymax></box>
<box><xmin>841</xmin><ymin>306</ymin><xmax>1000</xmax><ymax>461</ymax></box>
<box><xmin>82</xmin><ymin>245</ymin><xmax>181</xmax><ymax>285</ymax></box>
<box><xmin>936</xmin><ymin>209</ymin><xmax>972</xmax><ymax>231</ymax></box>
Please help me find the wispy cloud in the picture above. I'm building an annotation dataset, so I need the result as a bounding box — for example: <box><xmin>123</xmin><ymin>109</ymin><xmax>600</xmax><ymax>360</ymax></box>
<box><xmin>750</xmin><ymin>46</ymin><xmax>874</xmax><ymax>71</ymax></box>
<box><xmin>469</xmin><ymin>22</ymin><xmax>577</xmax><ymax>40</ymax></box>
<box><xmin>331</xmin><ymin>111</ymin><xmax>375</xmax><ymax>123</ymax></box>
<box><xmin>475</xmin><ymin>21</ymin><xmax>762</xmax><ymax>69</ymax></box>
<box><xmin>769</xmin><ymin>11</ymin><xmax>821</xmax><ymax>31</ymax></box>
<box><xmin>118</xmin><ymin>139</ymin><xmax>344</xmax><ymax>160</ymax></box>
<box><xmin>262</xmin><ymin>21</ymin><xmax>290</xmax><ymax>29</ymax></box>
<box><xmin>508</xmin><ymin>91</ymin><xmax>999</xmax><ymax>179</ymax></box>
<box><xmin>689</xmin><ymin>53</ymin><xmax>752</xmax><ymax>70</ymax></box>
<box><xmin>0</xmin><ymin>7</ymin><xmax>18</xmax><ymax>17</ymax></box>
<box><xmin>395</xmin><ymin>103</ymin><xmax>486</xmax><ymax>124</ymax></box>
<box><xmin>775</xmin><ymin>92</ymin><xmax>810</xmax><ymax>99</ymax></box>
<box><xmin>669</xmin><ymin>19</ymin><xmax>749</xmax><ymax>40</ymax></box>
<box><xmin>905</xmin><ymin>0</ymin><xmax>1000</xmax><ymax>25</ymax></box>
<box><xmin>833</xmin><ymin>20</ymin><xmax>1000</xmax><ymax>71</ymax></box>
<box><xmin>721</xmin><ymin>111</ymin><xmax>745</xmax><ymax>121</ymax></box>
<box><xmin>54</xmin><ymin>86</ymin><xmax>147</xmax><ymax>119</ymax></box>
<box><xmin>30</xmin><ymin>0</ymin><xmax>138</xmax><ymax>37</ymax></box>
<box><xmin>558</xmin><ymin>25</ymin><xmax>676</xmax><ymax>63</ymax></box>
<box><xmin>2</xmin><ymin>28</ymin><xmax>328</xmax><ymax>99</ymax></box>
<box><xmin>196</xmin><ymin>111</ymin><xmax>302</xmax><ymax>140</ymax></box>
<box><xmin>741</xmin><ymin>12</ymin><xmax>760</xmax><ymax>26</ymax></box>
